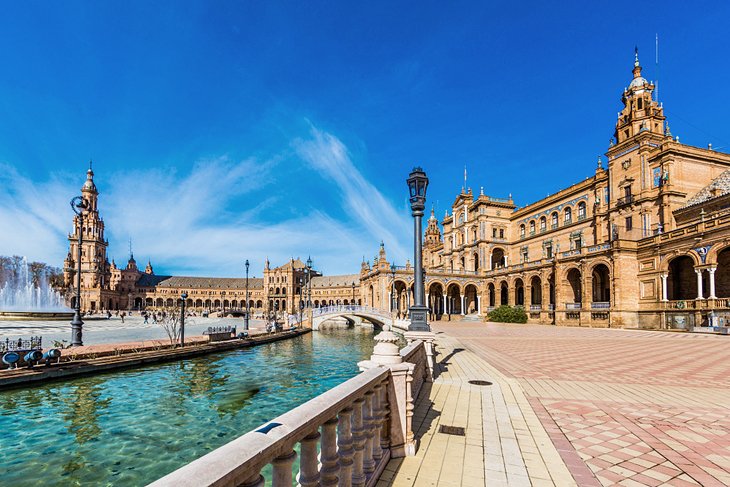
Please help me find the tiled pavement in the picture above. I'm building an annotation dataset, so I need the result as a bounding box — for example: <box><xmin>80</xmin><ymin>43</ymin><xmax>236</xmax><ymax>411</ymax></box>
<box><xmin>379</xmin><ymin>332</ymin><xmax>578</xmax><ymax>487</ymax></box>
<box><xmin>415</xmin><ymin>322</ymin><xmax>730</xmax><ymax>486</ymax></box>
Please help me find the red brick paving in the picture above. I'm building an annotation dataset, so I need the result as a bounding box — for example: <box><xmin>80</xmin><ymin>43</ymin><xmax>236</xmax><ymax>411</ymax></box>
<box><xmin>434</xmin><ymin>321</ymin><xmax>730</xmax><ymax>486</ymax></box>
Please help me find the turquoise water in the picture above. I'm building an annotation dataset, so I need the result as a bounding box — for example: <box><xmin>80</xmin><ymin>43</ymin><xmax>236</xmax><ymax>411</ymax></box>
<box><xmin>0</xmin><ymin>328</ymin><xmax>375</xmax><ymax>486</ymax></box>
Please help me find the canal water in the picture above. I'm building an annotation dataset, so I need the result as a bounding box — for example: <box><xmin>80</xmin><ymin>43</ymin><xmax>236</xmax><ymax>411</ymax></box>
<box><xmin>0</xmin><ymin>328</ymin><xmax>375</xmax><ymax>486</ymax></box>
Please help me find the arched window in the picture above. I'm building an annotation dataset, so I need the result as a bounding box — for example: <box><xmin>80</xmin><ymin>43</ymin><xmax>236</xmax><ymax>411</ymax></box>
<box><xmin>529</xmin><ymin>221</ymin><xmax>535</xmax><ymax>235</ymax></box>
<box><xmin>520</xmin><ymin>224</ymin><xmax>525</xmax><ymax>238</ymax></box>
<box><xmin>564</xmin><ymin>207</ymin><xmax>572</xmax><ymax>223</ymax></box>
<box><xmin>551</xmin><ymin>212</ymin><xmax>559</xmax><ymax>228</ymax></box>
<box><xmin>540</xmin><ymin>216</ymin><xmax>547</xmax><ymax>232</ymax></box>
<box><xmin>577</xmin><ymin>202</ymin><xmax>587</xmax><ymax>220</ymax></box>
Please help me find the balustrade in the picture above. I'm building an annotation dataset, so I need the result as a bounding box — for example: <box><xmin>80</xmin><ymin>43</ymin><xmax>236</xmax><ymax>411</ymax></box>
<box><xmin>149</xmin><ymin>367</ymin><xmax>391</xmax><ymax>487</ymax></box>
<box><xmin>565</xmin><ymin>302</ymin><xmax>582</xmax><ymax>310</ymax></box>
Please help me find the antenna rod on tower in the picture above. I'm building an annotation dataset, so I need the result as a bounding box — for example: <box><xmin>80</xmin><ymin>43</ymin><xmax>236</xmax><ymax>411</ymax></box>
<box><xmin>655</xmin><ymin>33</ymin><xmax>660</xmax><ymax>101</ymax></box>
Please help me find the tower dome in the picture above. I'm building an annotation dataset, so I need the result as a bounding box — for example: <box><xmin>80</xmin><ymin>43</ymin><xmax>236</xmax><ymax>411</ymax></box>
<box><xmin>82</xmin><ymin>162</ymin><xmax>97</xmax><ymax>193</ymax></box>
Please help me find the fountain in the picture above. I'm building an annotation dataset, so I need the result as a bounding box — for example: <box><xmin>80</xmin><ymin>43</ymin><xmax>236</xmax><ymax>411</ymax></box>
<box><xmin>0</xmin><ymin>257</ymin><xmax>73</xmax><ymax>321</ymax></box>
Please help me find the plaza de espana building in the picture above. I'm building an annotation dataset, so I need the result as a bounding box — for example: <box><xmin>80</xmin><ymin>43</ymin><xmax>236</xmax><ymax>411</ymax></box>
<box><xmin>65</xmin><ymin>52</ymin><xmax>730</xmax><ymax>329</ymax></box>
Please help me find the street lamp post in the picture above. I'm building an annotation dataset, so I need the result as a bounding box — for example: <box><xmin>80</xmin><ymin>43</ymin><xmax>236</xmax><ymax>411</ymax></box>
<box><xmin>244</xmin><ymin>259</ymin><xmax>250</xmax><ymax>332</ymax></box>
<box><xmin>351</xmin><ymin>282</ymin><xmax>355</xmax><ymax>306</ymax></box>
<box><xmin>180</xmin><ymin>292</ymin><xmax>188</xmax><ymax>348</ymax></box>
<box><xmin>70</xmin><ymin>196</ymin><xmax>89</xmax><ymax>346</ymax></box>
<box><xmin>306</xmin><ymin>256</ymin><xmax>313</xmax><ymax>307</ymax></box>
<box><xmin>390</xmin><ymin>262</ymin><xmax>397</xmax><ymax>315</ymax></box>
<box><xmin>406</xmin><ymin>167</ymin><xmax>430</xmax><ymax>331</ymax></box>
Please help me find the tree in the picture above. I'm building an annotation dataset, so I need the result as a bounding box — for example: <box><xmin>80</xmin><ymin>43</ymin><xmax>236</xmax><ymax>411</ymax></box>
<box><xmin>156</xmin><ymin>307</ymin><xmax>195</xmax><ymax>346</ymax></box>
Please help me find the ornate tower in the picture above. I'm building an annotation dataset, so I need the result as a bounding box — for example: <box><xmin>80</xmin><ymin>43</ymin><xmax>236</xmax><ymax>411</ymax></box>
<box><xmin>613</xmin><ymin>48</ymin><xmax>666</xmax><ymax>145</ymax></box>
<box><xmin>424</xmin><ymin>208</ymin><xmax>442</xmax><ymax>248</ymax></box>
<box><xmin>64</xmin><ymin>165</ymin><xmax>110</xmax><ymax>291</ymax></box>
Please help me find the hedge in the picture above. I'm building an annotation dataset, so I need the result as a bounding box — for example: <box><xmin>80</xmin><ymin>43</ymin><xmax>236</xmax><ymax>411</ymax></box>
<box><xmin>487</xmin><ymin>305</ymin><xmax>528</xmax><ymax>324</ymax></box>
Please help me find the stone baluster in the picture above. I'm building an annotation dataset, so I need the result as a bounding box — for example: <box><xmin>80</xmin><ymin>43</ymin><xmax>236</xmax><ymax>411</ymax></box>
<box><xmin>241</xmin><ymin>471</ymin><xmax>265</xmax><ymax>487</ymax></box>
<box><xmin>272</xmin><ymin>450</ymin><xmax>297</xmax><ymax>487</ymax></box>
<box><xmin>351</xmin><ymin>397</ymin><xmax>367</xmax><ymax>487</ymax></box>
<box><xmin>297</xmin><ymin>431</ymin><xmax>321</xmax><ymax>487</ymax></box>
<box><xmin>319</xmin><ymin>417</ymin><xmax>340</xmax><ymax>486</ymax></box>
<box><xmin>371</xmin><ymin>383</ymin><xmax>384</xmax><ymax>462</ymax></box>
<box><xmin>378</xmin><ymin>379</ymin><xmax>391</xmax><ymax>454</ymax></box>
<box><xmin>362</xmin><ymin>390</ymin><xmax>376</xmax><ymax>477</ymax></box>
<box><xmin>337</xmin><ymin>407</ymin><xmax>354</xmax><ymax>487</ymax></box>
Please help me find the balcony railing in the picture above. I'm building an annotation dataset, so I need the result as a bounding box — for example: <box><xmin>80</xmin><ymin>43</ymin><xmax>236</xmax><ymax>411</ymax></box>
<box><xmin>529</xmin><ymin>305</ymin><xmax>542</xmax><ymax>311</ymax></box>
<box><xmin>617</xmin><ymin>194</ymin><xmax>634</xmax><ymax>207</ymax></box>
<box><xmin>591</xmin><ymin>302</ymin><xmax>610</xmax><ymax>309</ymax></box>
<box><xmin>565</xmin><ymin>302</ymin><xmax>582</xmax><ymax>310</ymax></box>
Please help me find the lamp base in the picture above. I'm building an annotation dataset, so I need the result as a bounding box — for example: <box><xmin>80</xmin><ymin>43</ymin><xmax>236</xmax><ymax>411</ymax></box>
<box><xmin>408</xmin><ymin>305</ymin><xmax>430</xmax><ymax>332</ymax></box>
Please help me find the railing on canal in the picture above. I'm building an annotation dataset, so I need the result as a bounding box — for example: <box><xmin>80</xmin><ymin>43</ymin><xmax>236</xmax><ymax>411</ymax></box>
<box><xmin>150</xmin><ymin>334</ymin><xmax>432</xmax><ymax>487</ymax></box>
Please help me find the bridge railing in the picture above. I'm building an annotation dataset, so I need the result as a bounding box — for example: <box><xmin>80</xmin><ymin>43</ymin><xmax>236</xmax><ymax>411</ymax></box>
<box><xmin>150</xmin><ymin>366</ymin><xmax>393</xmax><ymax>487</ymax></box>
<box><xmin>312</xmin><ymin>305</ymin><xmax>392</xmax><ymax>320</ymax></box>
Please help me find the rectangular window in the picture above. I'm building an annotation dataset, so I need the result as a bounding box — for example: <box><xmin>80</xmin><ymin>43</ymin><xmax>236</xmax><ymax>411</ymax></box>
<box><xmin>546</xmin><ymin>245</ymin><xmax>553</xmax><ymax>259</ymax></box>
<box><xmin>499</xmin><ymin>229</ymin><xmax>504</xmax><ymax>239</ymax></box>
<box><xmin>626</xmin><ymin>216</ymin><xmax>633</xmax><ymax>231</ymax></box>
<box><xmin>624</xmin><ymin>185</ymin><xmax>632</xmax><ymax>198</ymax></box>
<box><xmin>492</xmin><ymin>228</ymin><xmax>497</xmax><ymax>238</ymax></box>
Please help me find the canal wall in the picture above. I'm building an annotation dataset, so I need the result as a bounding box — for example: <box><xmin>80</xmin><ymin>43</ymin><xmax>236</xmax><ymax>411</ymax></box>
<box><xmin>0</xmin><ymin>329</ymin><xmax>310</xmax><ymax>390</ymax></box>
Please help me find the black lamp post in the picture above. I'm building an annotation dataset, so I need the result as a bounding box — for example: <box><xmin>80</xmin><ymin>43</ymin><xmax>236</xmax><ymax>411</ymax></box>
<box><xmin>351</xmin><ymin>282</ymin><xmax>355</xmax><ymax>306</ymax></box>
<box><xmin>306</xmin><ymin>256</ymin><xmax>313</xmax><ymax>307</ymax></box>
<box><xmin>406</xmin><ymin>167</ymin><xmax>430</xmax><ymax>331</ymax></box>
<box><xmin>70</xmin><ymin>196</ymin><xmax>89</xmax><ymax>346</ymax></box>
<box><xmin>244</xmin><ymin>259</ymin><xmax>250</xmax><ymax>331</ymax></box>
<box><xmin>390</xmin><ymin>261</ymin><xmax>397</xmax><ymax>314</ymax></box>
<box><xmin>180</xmin><ymin>291</ymin><xmax>188</xmax><ymax>347</ymax></box>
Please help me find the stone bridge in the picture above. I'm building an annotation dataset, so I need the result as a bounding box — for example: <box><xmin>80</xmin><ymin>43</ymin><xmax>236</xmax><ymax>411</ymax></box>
<box><xmin>291</xmin><ymin>305</ymin><xmax>409</xmax><ymax>331</ymax></box>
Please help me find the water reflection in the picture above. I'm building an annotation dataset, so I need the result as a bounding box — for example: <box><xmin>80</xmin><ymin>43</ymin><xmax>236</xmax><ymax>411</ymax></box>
<box><xmin>62</xmin><ymin>379</ymin><xmax>112</xmax><ymax>444</ymax></box>
<box><xmin>0</xmin><ymin>328</ymin><xmax>375</xmax><ymax>485</ymax></box>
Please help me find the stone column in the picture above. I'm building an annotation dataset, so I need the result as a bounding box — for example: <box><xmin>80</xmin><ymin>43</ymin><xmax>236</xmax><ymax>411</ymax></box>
<box><xmin>660</xmin><ymin>273</ymin><xmax>668</xmax><ymax>302</ymax></box>
<box><xmin>298</xmin><ymin>431</ymin><xmax>321</xmax><ymax>487</ymax></box>
<box><xmin>272</xmin><ymin>450</ymin><xmax>297</xmax><ymax>486</ymax></box>
<box><xmin>460</xmin><ymin>295</ymin><xmax>465</xmax><ymax>315</ymax></box>
<box><xmin>337</xmin><ymin>407</ymin><xmax>354</xmax><ymax>487</ymax></box>
<box><xmin>476</xmin><ymin>295</ymin><xmax>481</xmax><ymax>315</ymax></box>
<box><xmin>320</xmin><ymin>417</ymin><xmax>339</xmax><ymax>486</ymax></box>
<box><xmin>695</xmin><ymin>269</ymin><xmax>704</xmax><ymax>299</ymax></box>
<box><xmin>708</xmin><ymin>267</ymin><xmax>717</xmax><ymax>299</ymax></box>
<box><xmin>443</xmin><ymin>295</ymin><xmax>447</xmax><ymax>315</ymax></box>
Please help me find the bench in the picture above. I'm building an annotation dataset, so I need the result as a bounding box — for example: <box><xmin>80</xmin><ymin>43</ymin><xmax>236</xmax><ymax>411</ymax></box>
<box><xmin>202</xmin><ymin>326</ymin><xmax>235</xmax><ymax>342</ymax></box>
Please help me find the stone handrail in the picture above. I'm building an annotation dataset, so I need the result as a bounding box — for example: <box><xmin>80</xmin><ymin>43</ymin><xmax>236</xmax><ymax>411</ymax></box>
<box><xmin>149</xmin><ymin>366</ymin><xmax>391</xmax><ymax>487</ymax></box>
<box><xmin>313</xmin><ymin>304</ymin><xmax>392</xmax><ymax>320</ymax></box>
<box><xmin>400</xmin><ymin>340</ymin><xmax>427</xmax><ymax>400</ymax></box>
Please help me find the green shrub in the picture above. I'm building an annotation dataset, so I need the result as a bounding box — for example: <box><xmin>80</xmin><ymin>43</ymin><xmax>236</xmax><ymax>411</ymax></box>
<box><xmin>487</xmin><ymin>305</ymin><xmax>528</xmax><ymax>324</ymax></box>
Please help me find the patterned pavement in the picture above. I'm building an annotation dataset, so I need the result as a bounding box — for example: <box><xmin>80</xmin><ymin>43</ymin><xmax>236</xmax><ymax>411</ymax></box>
<box><xmin>433</xmin><ymin>322</ymin><xmax>730</xmax><ymax>486</ymax></box>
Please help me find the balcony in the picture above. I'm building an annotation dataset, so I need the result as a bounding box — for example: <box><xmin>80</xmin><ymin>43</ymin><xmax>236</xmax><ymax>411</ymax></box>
<box><xmin>591</xmin><ymin>302</ymin><xmax>610</xmax><ymax>309</ymax></box>
<box><xmin>617</xmin><ymin>194</ymin><xmax>634</xmax><ymax>207</ymax></box>
<box><xmin>566</xmin><ymin>302</ymin><xmax>582</xmax><ymax>310</ymax></box>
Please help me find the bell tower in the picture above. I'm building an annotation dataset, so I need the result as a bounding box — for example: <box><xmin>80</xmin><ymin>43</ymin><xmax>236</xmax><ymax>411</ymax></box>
<box><xmin>613</xmin><ymin>48</ymin><xmax>666</xmax><ymax>145</ymax></box>
<box><xmin>64</xmin><ymin>163</ymin><xmax>110</xmax><ymax>291</ymax></box>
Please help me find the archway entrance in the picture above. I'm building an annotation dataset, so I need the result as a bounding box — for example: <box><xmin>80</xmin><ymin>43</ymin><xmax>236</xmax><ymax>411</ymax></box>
<box><xmin>566</xmin><ymin>268</ymin><xmax>582</xmax><ymax>304</ymax></box>
<box><xmin>447</xmin><ymin>283</ymin><xmax>461</xmax><ymax>315</ymax></box>
<box><xmin>592</xmin><ymin>264</ymin><xmax>611</xmax><ymax>304</ymax></box>
<box><xmin>488</xmin><ymin>283</ymin><xmax>496</xmax><ymax>308</ymax></box>
<box><xmin>716</xmin><ymin>248</ymin><xmax>730</xmax><ymax>297</ymax></box>
<box><xmin>530</xmin><ymin>276</ymin><xmax>542</xmax><ymax>307</ymax></box>
<box><xmin>393</xmin><ymin>280</ymin><xmax>408</xmax><ymax>318</ymax></box>
<box><xmin>428</xmin><ymin>282</ymin><xmax>444</xmax><ymax>320</ymax></box>
<box><xmin>668</xmin><ymin>256</ymin><xmax>696</xmax><ymax>300</ymax></box>
<box><xmin>514</xmin><ymin>279</ymin><xmax>524</xmax><ymax>306</ymax></box>
<box><xmin>464</xmin><ymin>284</ymin><xmax>479</xmax><ymax>314</ymax></box>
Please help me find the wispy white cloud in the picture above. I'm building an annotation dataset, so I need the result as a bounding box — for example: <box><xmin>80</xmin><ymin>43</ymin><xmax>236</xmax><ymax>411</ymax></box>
<box><xmin>0</xmin><ymin>125</ymin><xmax>411</xmax><ymax>276</ymax></box>
<box><xmin>294</xmin><ymin>126</ymin><xmax>411</xmax><ymax>262</ymax></box>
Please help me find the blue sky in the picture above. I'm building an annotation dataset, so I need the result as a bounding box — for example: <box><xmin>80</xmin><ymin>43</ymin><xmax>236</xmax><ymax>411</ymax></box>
<box><xmin>1</xmin><ymin>1</ymin><xmax>729</xmax><ymax>276</ymax></box>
